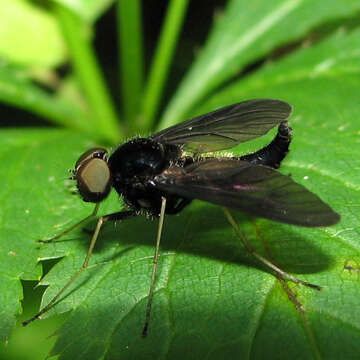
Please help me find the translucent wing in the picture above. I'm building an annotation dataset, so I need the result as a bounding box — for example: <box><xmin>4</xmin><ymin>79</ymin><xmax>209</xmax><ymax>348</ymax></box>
<box><xmin>151</xmin><ymin>99</ymin><xmax>292</xmax><ymax>153</ymax></box>
<box><xmin>154</xmin><ymin>159</ymin><xmax>340</xmax><ymax>227</ymax></box>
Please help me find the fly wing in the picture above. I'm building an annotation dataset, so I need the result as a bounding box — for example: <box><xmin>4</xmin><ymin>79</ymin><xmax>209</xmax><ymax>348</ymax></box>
<box><xmin>151</xmin><ymin>99</ymin><xmax>292</xmax><ymax>153</ymax></box>
<box><xmin>154</xmin><ymin>159</ymin><xmax>340</xmax><ymax>227</ymax></box>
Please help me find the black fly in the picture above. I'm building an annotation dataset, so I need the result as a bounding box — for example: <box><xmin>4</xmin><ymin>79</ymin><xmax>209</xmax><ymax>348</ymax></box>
<box><xmin>23</xmin><ymin>99</ymin><xmax>340</xmax><ymax>335</ymax></box>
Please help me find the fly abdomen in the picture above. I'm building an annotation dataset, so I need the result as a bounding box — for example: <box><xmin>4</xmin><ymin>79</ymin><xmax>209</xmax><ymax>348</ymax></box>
<box><xmin>238</xmin><ymin>122</ymin><xmax>292</xmax><ymax>169</ymax></box>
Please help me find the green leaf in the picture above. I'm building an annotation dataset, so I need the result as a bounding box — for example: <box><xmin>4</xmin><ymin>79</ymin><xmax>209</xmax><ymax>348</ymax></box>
<box><xmin>160</xmin><ymin>0</ymin><xmax>360</xmax><ymax>129</ymax></box>
<box><xmin>0</xmin><ymin>0</ymin><xmax>66</xmax><ymax>67</ymax></box>
<box><xmin>2</xmin><ymin>10</ymin><xmax>360</xmax><ymax>360</ymax></box>
<box><xmin>0</xmin><ymin>130</ymin><xmax>115</xmax><ymax>340</ymax></box>
<box><xmin>3</xmin><ymin>21</ymin><xmax>360</xmax><ymax>353</ymax></box>
<box><xmin>51</xmin><ymin>0</ymin><xmax>115</xmax><ymax>23</ymax></box>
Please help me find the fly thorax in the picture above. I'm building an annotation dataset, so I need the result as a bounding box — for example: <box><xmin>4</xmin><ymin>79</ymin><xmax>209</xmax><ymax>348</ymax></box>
<box><xmin>108</xmin><ymin>138</ymin><xmax>169</xmax><ymax>195</ymax></box>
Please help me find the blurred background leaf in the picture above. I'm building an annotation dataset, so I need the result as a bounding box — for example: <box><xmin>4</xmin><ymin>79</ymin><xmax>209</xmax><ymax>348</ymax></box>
<box><xmin>160</xmin><ymin>0</ymin><xmax>360</xmax><ymax>128</ymax></box>
<box><xmin>0</xmin><ymin>0</ymin><xmax>65</xmax><ymax>67</ymax></box>
<box><xmin>52</xmin><ymin>0</ymin><xmax>115</xmax><ymax>23</ymax></box>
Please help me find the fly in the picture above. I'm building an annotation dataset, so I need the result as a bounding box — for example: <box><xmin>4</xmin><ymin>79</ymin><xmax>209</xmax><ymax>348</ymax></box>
<box><xmin>22</xmin><ymin>99</ymin><xmax>340</xmax><ymax>335</ymax></box>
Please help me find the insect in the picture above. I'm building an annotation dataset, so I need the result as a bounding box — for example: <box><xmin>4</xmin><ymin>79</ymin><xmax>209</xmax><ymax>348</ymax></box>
<box><xmin>23</xmin><ymin>99</ymin><xmax>340</xmax><ymax>335</ymax></box>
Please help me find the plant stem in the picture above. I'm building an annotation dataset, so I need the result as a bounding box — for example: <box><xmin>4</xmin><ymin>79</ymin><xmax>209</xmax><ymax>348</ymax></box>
<box><xmin>141</xmin><ymin>0</ymin><xmax>189</xmax><ymax>132</ymax></box>
<box><xmin>55</xmin><ymin>4</ymin><xmax>121</xmax><ymax>143</ymax></box>
<box><xmin>117</xmin><ymin>0</ymin><xmax>144</xmax><ymax>133</ymax></box>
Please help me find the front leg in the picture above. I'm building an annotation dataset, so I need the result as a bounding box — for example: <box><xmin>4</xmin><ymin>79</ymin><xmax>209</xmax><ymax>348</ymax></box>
<box><xmin>103</xmin><ymin>210</ymin><xmax>137</xmax><ymax>221</ymax></box>
<box><xmin>23</xmin><ymin>209</ymin><xmax>137</xmax><ymax>326</ymax></box>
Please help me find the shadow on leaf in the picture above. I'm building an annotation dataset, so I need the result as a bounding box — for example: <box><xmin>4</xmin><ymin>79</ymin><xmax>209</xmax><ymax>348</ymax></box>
<box><xmin>80</xmin><ymin>201</ymin><xmax>332</xmax><ymax>277</ymax></box>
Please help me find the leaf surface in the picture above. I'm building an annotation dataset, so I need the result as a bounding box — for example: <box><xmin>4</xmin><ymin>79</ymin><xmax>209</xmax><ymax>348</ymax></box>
<box><xmin>41</xmin><ymin>27</ymin><xmax>360</xmax><ymax>359</ymax></box>
<box><xmin>1</xmin><ymin>8</ymin><xmax>360</xmax><ymax>360</ymax></box>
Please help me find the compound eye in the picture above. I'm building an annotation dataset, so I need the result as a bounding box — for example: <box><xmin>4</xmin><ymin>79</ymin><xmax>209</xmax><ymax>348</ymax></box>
<box><xmin>75</xmin><ymin>147</ymin><xmax>108</xmax><ymax>170</ymax></box>
<box><xmin>76</xmin><ymin>157</ymin><xmax>111</xmax><ymax>203</ymax></box>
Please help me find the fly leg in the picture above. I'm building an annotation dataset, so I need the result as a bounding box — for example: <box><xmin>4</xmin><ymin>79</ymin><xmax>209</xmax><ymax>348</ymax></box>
<box><xmin>38</xmin><ymin>203</ymin><xmax>101</xmax><ymax>243</ymax></box>
<box><xmin>142</xmin><ymin>196</ymin><xmax>167</xmax><ymax>337</ymax></box>
<box><xmin>23</xmin><ymin>210</ymin><xmax>136</xmax><ymax>326</ymax></box>
<box><xmin>223</xmin><ymin>207</ymin><xmax>322</xmax><ymax>291</ymax></box>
